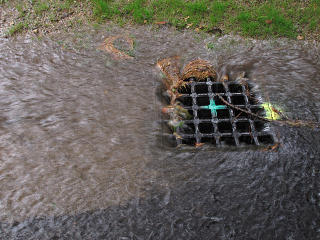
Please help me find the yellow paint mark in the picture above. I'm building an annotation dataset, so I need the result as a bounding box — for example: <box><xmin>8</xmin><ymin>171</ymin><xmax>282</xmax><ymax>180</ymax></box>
<box><xmin>261</xmin><ymin>102</ymin><xmax>283</xmax><ymax>120</ymax></box>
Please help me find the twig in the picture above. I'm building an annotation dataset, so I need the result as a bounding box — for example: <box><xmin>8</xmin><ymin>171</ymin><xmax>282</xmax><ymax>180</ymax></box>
<box><xmin>216</xmin><ymin>94</ymin><xmax>269</xmax><ymax>122</ymax></box>
<box><xmin>231</xmin><ymin>111</ymin><xmax>243</xmax><ymax>124</ymax></box>
<box><xmin>217</xmin><ymin>94</ymin><xmax>320</xmax><ymax>129</ymax></box>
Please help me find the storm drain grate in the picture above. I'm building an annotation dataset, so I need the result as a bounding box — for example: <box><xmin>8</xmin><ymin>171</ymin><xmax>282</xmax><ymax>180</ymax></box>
<box><xmin>170</xmin><ymin>77</ymin><xmax>275</xmax><ymax>147</ymax></box>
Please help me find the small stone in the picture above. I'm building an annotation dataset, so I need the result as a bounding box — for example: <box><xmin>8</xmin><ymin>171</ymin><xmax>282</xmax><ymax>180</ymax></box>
<box><xmin>297</xmin><ymin>35</ymin><xmax>304</xmax><ymax>40</ymax></box>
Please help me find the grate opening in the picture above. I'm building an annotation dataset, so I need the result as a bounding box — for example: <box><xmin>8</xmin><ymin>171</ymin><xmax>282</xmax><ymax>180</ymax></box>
<box><xmin>217</xmin><ymin>109</ymin><xmax>230</xmax><ymax>119</ymax></box>
<box><xmin>212</xmin><ymin>83</ymin><xmax>226</xmax><ymax>93</ymax></box>
<box><xmin>233</xmin><ymin>108</ymin><xmax>249</xmax><ymax>118</ymax></box>
<box><xmin>201</xmin><ymin>137</ymin><xmax>216</xmax><ymax>145</ymax></box>
<box><xmin>178</xmin><ymin>85</ymin><xmax>192</xmax><ymax>94</ymax></box>
<box><xmin>228</xmin><ymin>84</ymin><xmax>243</xmax><ymax>93</ymax></box>
<box><xmin>199</xmin><ymin>122</ymin><xmax>214</xmax><ymax>133</ymax></box>
<box><xmin>195</xmin><ymin>84</ymin><xmax>209</xmax><ymax>93</ymax></box>
<box><xmin>182</xmin><ymin>138</ymin><xmax>196</xmax><ymax>145</ymax></box>
<box><xmin>178</xmin><ymin>96</ymin><xmax>193</xmax><ymax>106</ymax></box>
<box><xmin>180</xmin><ymin>123</ymin><xmax>195</xmax><ymax>134</ymax></box>
<box><xmin>197</xmin><ymin>96</ymin><xmax>210</xmax><ymax>106</ymax></box>
<box><xmin>214</xmin><ymin>95</ymin><xmax>228</xmax><ymax>105</ymax></box>
<box><xmin>239</xmin><ymin>135</ymin><xmax>254</xmax><ymax>145</ymax></box>
<box><xmin>258</xmin><ymin>135</ymin><xmax>274</xmax><ymax>144</ymax></box>
<box><xmin>236</xmin><ymin>121</ymin><xmax>251</xmax><ymax>133</ymax></box>
<box><xmin>220</xmin><ymin>136</ymin><xmax>236</xmax><ymax>146</ymax></box>
<box><xmin>218</xmin><ymin>121</ymin><xmax>233</xmax><ymax>133</ymax></box>
<box><xmin>198</xmin><ymin>109</ymin><xmax>212</xmax><ymax>119</ymax></box>
<box><xmin>231</xmin><ymin>95</ymin><xmax>246</xmax><ymax>105</ymax></box>
<box><xmin>254</xmin><ymin>121</ymin><xmax>265</xmax><ymax>131</ymax></box>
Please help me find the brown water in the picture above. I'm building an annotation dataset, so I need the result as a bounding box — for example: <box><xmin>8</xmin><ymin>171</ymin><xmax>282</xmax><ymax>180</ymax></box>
<box><xmin>0</xmin><ymin>26</ymin><xmax>319</xmax><ymax>239</ymax></box>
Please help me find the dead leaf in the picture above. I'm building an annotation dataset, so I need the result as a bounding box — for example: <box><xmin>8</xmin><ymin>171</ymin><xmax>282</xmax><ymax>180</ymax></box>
<box><xmin>144</xmin><ymin>20</ymin><xmax>147</xmax><ymax>24</ymax></box>
<box><xmin>220</xmin><ymin>74</ymin><xmax>229</xmax><ymax>82</ymax></box>
<box><xmin>173</xmin><ymin>132</ymin><xmax>182</xmax><ymax>139</ymax></box>
<box><xmin>195</xmin><ymin>143</ymin><xmax>204</xmax><ymax>148</ymax></box>
<box><xmin>262</xmin><ymin>142</ymin><xmax>280</xmax><ymax>152</ymax></box>
<box><xmin>155</xmin><ymin>21</ymin><xmax>168</xmax><ymax>25</ymax></box>
<box><xmin>265</xmin><ymin>19</ymin><xmax>272</xmax><ymax>24</ymax></box>
<box><xmin>297</xmin><ymin>35</ymin><xmax>304</xmax><ymax>40</ymax></box>
<box><xmin>186</xmin><ymin>23</ymin><xmax>193</xmax><ymax>29</ymax></box>
<box><xmin>195</xmin><ymin>28</ymin><xmax>200</xmax><ymax>32</ymax></box>
<box><xmin>161</xmin><ymin>107</ymin><xmax>172</xmax><ymax>114</ymax></box>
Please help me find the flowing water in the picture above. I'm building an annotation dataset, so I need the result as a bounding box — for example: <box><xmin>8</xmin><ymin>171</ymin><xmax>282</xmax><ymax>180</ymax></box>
<box><xmin>0</xmin><ymin>25</ymin><xmax>319</xmax><ymax>239</ymax></box>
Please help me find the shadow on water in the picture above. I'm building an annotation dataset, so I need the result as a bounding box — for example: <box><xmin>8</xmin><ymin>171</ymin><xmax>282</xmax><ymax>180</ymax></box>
<box><xmin>0</xmin><ymin>25</ymin><xmax>319</xmax><ymax>239</ymax></box>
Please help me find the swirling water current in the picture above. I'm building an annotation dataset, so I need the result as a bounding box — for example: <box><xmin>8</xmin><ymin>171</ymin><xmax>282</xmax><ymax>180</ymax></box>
<box><xmin>0</xmin><ymin>25</ymin><xmax>319</xmax><ymax>239</ymax></box>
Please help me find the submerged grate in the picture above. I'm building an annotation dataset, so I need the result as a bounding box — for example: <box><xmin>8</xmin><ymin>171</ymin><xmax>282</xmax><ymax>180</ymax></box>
<box><xmin>170</xmin><ymin>77</ymin><xmax>275</xmax><ymax>147</ymax></box>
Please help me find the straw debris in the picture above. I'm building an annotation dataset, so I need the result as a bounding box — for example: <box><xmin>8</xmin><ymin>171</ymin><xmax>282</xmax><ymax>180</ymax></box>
<box><xmin>157</xmin><ymin>56</ymin><xmax>183</xmax><ymax>105</ymax></box>
<box><xmin>181</xmin><ymin>59</ymin><xmax>217</xmax><ymax>81</ymax></box>
<box><xmin>99</xmin><ymin>35</ymin><xmax>134</xmax><ymax>60</ymax></box>
<box><xmin>158</xmin><ymin>57</ymin><xmax>219</xmax><ymax>137</ymax></box>
<box><xmin>157</xmin><ymin>57</ymin><xmax>217</xmax><ymax>105</ymax></box>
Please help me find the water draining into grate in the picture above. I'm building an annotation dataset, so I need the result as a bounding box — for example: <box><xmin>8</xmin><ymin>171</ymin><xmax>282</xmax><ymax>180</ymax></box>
<box><xmin>169</xmin><ymin>77</ymin><xmax>275</xmax><ymax>147</ymax></box>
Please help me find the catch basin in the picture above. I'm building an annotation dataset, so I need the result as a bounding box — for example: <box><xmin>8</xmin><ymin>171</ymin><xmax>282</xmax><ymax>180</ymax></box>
<box><xmin>170</xmin><ymin>77</ymin><xmax>275</xmax><ymax>147</ymax></box>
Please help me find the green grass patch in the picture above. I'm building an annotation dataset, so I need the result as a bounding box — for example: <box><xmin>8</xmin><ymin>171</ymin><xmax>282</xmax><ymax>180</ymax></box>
<box><xmin>234</xmin><ymin>5</ymin><xmax>296</xmax><ymax>38</ymax></box>
<box><xmin>7</xmin><ymin>22</ymin><xmax>27</xmax><ymax>36</ymax></box>
<box><xmin>300</xmin><ymin>0</ymin><xmax>320</xmax><ymax>32</ymax></box>
<box><xmin>90</xmin><ymin>0</ymin><xmax>319</xmax><ymax>39</ymax></box>
<box><xmin>34</xmin><ymin>1</ymin><xmax>50</xmax><ymax>15</ymax></box>
<box><xmin>208</xmin><ymin>1</ymin><xmax>230</xmax><ymax>27</ymax></box>
<box><xmin>4</xmin><ymin>0</ymin><xmax>320</xmax><ymax>40</ymax></box>
<box><xmin>16</xmin><ymin>3</ymin><xmax>27</xmax><ymax>18</ymax></box>
<box><xmin>92</xmin><ymin>0</ymin><xmax>120</xmax><ymax>20</ymax></box>
<box><xmin>124</xmin><ymin>0</ymin><xmax>153</xmax><ymax>23</ymax></box>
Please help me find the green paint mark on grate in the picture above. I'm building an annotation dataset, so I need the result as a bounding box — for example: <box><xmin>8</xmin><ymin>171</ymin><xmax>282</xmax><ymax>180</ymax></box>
<box><xmin>201</xmin><ymin>99</ymin><xmax>227</xmax><ymax>117</ymax></box>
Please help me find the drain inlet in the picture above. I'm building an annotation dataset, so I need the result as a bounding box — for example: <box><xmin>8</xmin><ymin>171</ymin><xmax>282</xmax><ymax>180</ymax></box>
<box><xmin>169</xmin><ymin>78</ymin><xmax>275</xmax><ymax>147</ymax></box>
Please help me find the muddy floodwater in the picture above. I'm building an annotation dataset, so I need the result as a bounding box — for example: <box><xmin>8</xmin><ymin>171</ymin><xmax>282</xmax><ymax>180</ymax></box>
<box><xmin>0</xmin><ymin>26</ymin><xmax>319</xmax><ymax>239</ymax></box>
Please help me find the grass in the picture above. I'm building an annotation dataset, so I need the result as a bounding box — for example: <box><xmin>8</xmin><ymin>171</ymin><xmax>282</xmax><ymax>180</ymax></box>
<box><xmin>2</xmin><ymin>0</ymin><xmax>320</xmax><ymax>40</ymax></box>
<box><xmin>1</xmin><ymin>0</ymin><xmax>90</xmax><ymax>37</ymax></box>
<box><xmin>234</xmin><ymin>5</ymin><xmax>296</xmax><ymax>38</ymax></box>
<box><xmin>34</xmin><ymin>1</ymin><xmax>50</xmax><ymax>15</ymax></box>
<box><xmin>90</xmin><ymin>0</ymin><xmax>320</xmax><ymax>39</ymax></box>
<box><xmin>6</xmin><ymin>22</ymin><xmax>27</xmax><ymax>36</ymax></box>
